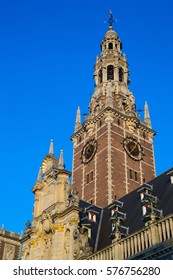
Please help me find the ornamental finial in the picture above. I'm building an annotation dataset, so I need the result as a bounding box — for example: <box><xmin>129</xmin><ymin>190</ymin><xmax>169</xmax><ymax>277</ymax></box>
<box><xmin>106</xmin><ymin>10</ymin><xmax>115</xmax><ymax>27</ymax></box>
<box><xmin>49</xmin><ymin>139</ymin><xmax>54</xmax><ymax>155</ymax></box>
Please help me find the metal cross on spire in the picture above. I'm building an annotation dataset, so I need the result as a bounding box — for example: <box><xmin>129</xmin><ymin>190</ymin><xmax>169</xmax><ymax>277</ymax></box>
<box><xmin>106</xmin><ymin>10</ymin><xmax>116</xmax><ymax>27</ymax></box>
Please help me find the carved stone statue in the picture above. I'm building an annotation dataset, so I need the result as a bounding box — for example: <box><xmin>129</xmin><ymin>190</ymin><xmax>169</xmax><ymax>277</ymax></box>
<box><xmin>69</xmin><ymin>186</ymin><xmax>79</xmax><ymax>206</ymax></box>
<box><xmin>73</xmin><ymin>227</ymin><xmax>92</xmax><ymax>259</ymax></box>
<box><xmin>41</xmin><ymin>213</ymin><xmax>53</xmax><ymax>234</ymax></box>
<box><xmin>3</xmin><ymin>244</ymin><xmax>15</xmax><ymax>260</ymax></box>
<box><xmin>106</xmin><ymin>80</ymin><xmax>112</xmax><ymax>98</ymax></box>
<box><xmin>64</xmin><ymin>229</ymin><xmax>70</xmax><ymax>257</ymax></box>
<box><xmin>64</xmin><ymin>180</ymin><xmax>72</xmax><ymax>206</ymax></box>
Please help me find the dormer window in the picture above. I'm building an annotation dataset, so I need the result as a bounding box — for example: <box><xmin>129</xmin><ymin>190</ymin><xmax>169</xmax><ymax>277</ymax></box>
<box><xmin>138</xmin><ymin>183</ymin><xmax>163</xmax><ymax>223</ymax></box>
<box><xmin>107</xmin><ymin>65</ymin><xmax>114</xmax><ymax>80</ymax></box>
<box><xmin>108</xmin><ymin>42</ymin><xmax>113</xmax><ymax>49</ymax></box>
<box><xmin>88</xmin><ymin>212</ymin><xmax>96</xmax><ymax>222</ymax></box>
<box><xmin>171</xmin><ymin>176</ymin><xmax>173</xmax><ymax>184</ymax></box>
<box><xmin>119</xmin><ymin>67</ymin><xmax>124</xmax><ymax>82</ymax></box>
<box><xmin>140</xmin><ymin>192</ymin><xmax>147</xmax><ymax>215</ymax></box>
<box><xmin>166</xmin><ymin>170</ymin><xmax>173</xmax><ymax>184</ymax></box>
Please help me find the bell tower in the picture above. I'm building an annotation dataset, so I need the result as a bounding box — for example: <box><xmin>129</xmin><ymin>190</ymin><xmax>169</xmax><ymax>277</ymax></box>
<box><xmin>71</xmin><ymin>11</ymin><xmax>156</xmax><ymax>207</ymax></box>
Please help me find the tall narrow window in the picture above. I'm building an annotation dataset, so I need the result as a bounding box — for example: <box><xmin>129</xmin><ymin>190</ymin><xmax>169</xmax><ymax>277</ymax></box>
<box><xmin>98</xmin><ymin>69</ymin><xmax>102</xmax><ymax>83</ymax></box>
<box><xmin>86</xmin><ymin>174</ymin><xmax>89</xmax><ymax>184</ymax></box>
<box><xmin>134</xmin><ymin>171</ymin><xmax>138</xmax><ymax>181</ymax></box>
<box><xmin>108</xmin><ymin>42</ymin><xmax>113</xmax><ymax>49</ymax></box>
<box><xmin>119</xmin><ymin>67</ymin><xmax>124</xmax><ymax>82</ymax></box>
<box><xmin>107</xmin><ymin>65</ymin><xmax>114</xmax><ymax>80</ymax></box>
<box><xmin>129</xmin><ymin>169</ymin><xmax>133</xmax><ymax>179</ymax></box>
<box><xmin>90</xmin><ymin>171</ymin><xmax>93</xmax><ymax>181</ymax></box>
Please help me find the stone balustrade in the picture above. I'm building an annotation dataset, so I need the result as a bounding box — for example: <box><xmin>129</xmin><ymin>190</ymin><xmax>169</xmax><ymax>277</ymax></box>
<box><xmin>87</xmin><ymin>214</ymin><xmax>173</xmax><ymax>260</ymax></box>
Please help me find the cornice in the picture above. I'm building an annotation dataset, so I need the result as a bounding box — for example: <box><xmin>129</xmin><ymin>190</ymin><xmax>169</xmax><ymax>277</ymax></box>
<box><xmin>71</xmin><ymin>106</ymin><xmax>156</xmax><ymax>140</ymax></box>
<box><xmin>52</xmin><ymin>205</ymin><xmax>82</xmax><ymax>220</ymax></box>
<box><xmin>0</xmin><ymin>229</ymin><xmax>21</xmax><ymax>241</ymax></box>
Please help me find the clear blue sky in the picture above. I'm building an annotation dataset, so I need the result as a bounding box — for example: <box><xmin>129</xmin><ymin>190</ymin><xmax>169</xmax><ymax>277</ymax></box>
<box><xmin>0</xmin><ymin>0</ymin><xmax>173</xmax><ymax>234</ymax></box>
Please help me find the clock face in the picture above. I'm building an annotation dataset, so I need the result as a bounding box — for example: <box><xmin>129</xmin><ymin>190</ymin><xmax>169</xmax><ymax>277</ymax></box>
<box><xmin>123</xmin><ymin>137</ymin><xmax>143</xmax><ymax>161</ymax></box>
<box><xmin>81</xmin><ymin>139</ymin><xmax>98</xmax><ymax>164</ymax></box>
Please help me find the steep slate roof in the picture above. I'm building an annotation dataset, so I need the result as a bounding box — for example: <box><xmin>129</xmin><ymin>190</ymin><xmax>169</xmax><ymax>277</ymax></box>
<box><xmin>79</xmin><ymin>168</ymin><xmax>173</xmax><ymax>253</ymax></box>
<box><xmin>78</xmin><ymin>200</ymin><xmax>102</xmax><ymax>250</ymax></box>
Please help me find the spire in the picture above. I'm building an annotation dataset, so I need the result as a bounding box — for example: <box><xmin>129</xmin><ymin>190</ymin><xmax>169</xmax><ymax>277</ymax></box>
<box><xmin>37</xmin><ymin>167</ymin><xmax>42</xmax><ymax>181</ymax></box>
<box><xmin>144</xmin><ymin>101</ymin><xmax>152</xmax><ymax>128</ymax></box>
<box><xmin>74</xmin><ymin>106</ymin><xmax>81</xmax><ymax>132</ymax></box>
<box><xmin>58</xmin><ymin>149</ymin><xmax>64</xmax><ymax>169</ymax></box>
<box><xmin>88</xmin><ymin>10</ymin><xmax>135</xmax><ymax>117</ymax></box>
<box><xmin>49</xmin><ymin>139</ymin><xmax>54</xmax><ymax>155</ymax></box>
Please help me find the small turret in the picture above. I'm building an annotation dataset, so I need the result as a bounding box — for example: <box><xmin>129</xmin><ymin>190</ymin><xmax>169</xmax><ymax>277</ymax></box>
<box><xmin>74</xmin><ymin>106</ymin><xmax>82</xmax><ymax>132</ymax></box>
<box><xmin>32</xmin><ymin>167</ymin><xmax>43</xmax><ymax>193</ymax></box>
<box><xmin>58</xmin><ymin>149</ymin><xmax>64</xmax><ymax>170</ymax></box>
<box><xmin>144</xmin><ymin>101</ymin><xmax>152</xmax><ymax>128</ymax></box>
<box><xmin>49</xmin><ymin>139</ymin><xmax>54</xmax><ymax>155</ymax></box>
<box><xmin>37</xmin><ymin>167</ymin><xmax>42</xmax><ymax>181</ymax></box>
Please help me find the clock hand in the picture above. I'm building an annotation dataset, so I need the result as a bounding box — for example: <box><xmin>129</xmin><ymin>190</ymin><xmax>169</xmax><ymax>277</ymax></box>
<box><xmin>129</xmin><ymin>143</ymin><xmax>137</xmax><ymax>153</ymax></box>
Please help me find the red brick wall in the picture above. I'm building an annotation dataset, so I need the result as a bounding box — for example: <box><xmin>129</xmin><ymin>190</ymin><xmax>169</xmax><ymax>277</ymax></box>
<box><xmin>72</xmin><ymin>112</ymin><xmax>156</xmax><ymax>208</ymax></box>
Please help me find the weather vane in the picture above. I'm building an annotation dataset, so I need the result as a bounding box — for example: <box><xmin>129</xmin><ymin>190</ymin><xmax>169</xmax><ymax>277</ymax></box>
<box><xmin>105</xmin><ymin>10</ymin><xmax>117</xmax><ymax>27</ymax></box>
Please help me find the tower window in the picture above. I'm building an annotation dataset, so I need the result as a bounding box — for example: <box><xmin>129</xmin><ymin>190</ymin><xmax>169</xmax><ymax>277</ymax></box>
<box><xmin>134</xmin><ymin>171</ymin><xmax>138</xmax><ymax>181</ymax></box>
<box><xmin>107</xmin><ymin>65</ymin><xmax>114</xmax><ymax>80</ymax></box>
<box><xmin>119</xmin><ymin>67</ymin><xmax>124</xmax><ymax>82</ymax></box>
<box><xmin>86</xmin><ymin>171</ymin><xmax>94</xmax><ymax>184</ymax></box>
<box><xmin>108</xmin><ymin>42</ymin><xmax>113</xmax><ymax>49</ymax></box>
<box><xmin>129</xmin><ymin>169</ymin><xmax>133</xmax><ymax>179</ymax></box>
<box><xmin>86</xmin><ymin>173</ymin><xmax>89</xmax><ymax>184</ymax></box>
<box><xmin>98</xmin><ymin>69</ymin><xmax>103</xmax><ymax>83</ymax></box>
<box><xmin>90</xmin><ymin>171</ymin><xmax>94</xmax><ymax>181</ymax></box>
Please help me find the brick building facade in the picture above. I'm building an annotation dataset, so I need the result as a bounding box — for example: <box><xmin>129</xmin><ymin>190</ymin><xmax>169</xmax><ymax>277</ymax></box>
<box><xmin>3</xmin><ymin>11</ymin><xmax>173</xmax><ymax>260</ymax></box>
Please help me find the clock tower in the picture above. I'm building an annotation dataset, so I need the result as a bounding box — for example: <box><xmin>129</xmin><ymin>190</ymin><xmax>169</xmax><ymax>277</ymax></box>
<box><xmin>71</xmin><ymin>12</ymin><xmax>156</xmax><ymax>207</ymax></box>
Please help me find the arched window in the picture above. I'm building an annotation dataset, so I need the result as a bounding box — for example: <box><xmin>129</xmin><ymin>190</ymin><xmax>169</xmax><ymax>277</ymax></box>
<box><xmin>119</xmin><ymin>67</ymin><xmax>124</xmax><ymax>82</ymax></box>
<box><xmin>107</xmin><ymin>65</ymin><xmax>114</xmax><ymax>80</ymax></box>
<box><xmin>98</xmin><ymin>69</ymin><xmax>103</xmax><ymax>83</ymax></box>
<box><xmin>108</xmin><ymin>42</ymin><xmax>113</xmax><ymax>49</ymax></box>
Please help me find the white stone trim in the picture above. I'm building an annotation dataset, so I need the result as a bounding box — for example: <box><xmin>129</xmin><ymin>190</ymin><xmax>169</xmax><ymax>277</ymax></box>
<box><xmin>94</xmin><ymin>122</ymin><xmax>98</xmax><ymax>204</ymax></box>
<box><xmin>105</xmin><ymin>116</ymin><xmax>113</xmax><ymax>204</ymax></box>
<box><xmin>123</xmin><ymin>123</ymin><xmax>129</xmax><ymax>194</ymax></box>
